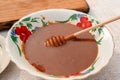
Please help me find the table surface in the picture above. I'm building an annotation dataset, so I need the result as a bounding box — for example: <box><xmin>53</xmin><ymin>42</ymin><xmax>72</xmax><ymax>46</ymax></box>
<box><xmin>0</xmin><ymin>0</ymin><xmax>120</xmax><ymax>80</ymax></box>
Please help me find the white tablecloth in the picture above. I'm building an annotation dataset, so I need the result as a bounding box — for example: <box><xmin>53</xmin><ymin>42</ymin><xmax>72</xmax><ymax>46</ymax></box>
<box><xmin>0</xmin><ymin>0</ymin><xmax>120</xmax><ymax>80</ymax></box>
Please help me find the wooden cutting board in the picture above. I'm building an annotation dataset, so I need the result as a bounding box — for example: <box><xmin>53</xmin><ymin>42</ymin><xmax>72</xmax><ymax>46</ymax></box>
<box><xmin>0</xmin><ymin>0</ymin><xmax>89</xmax><ymax>30</ymax></box>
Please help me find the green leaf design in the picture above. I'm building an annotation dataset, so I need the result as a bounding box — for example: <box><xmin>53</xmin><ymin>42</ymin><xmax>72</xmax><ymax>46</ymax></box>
<box><xmin>91</xmin><ymin>19</ymin><xmax>94</xmax><ymax>22</ymax></box>
<box><xmin>69</xmin><ymin>14</ymin><xmax>77</xmax><ymax>21</ymax></box>
<box><xmin>27</xmin><ymin>23</ymin><xmax>32</xmax><ymax>29</ymax></box>
<box><xmin>87</xmin><ymin>57</ymin><xmax>99</xmax><ymax>72</ymax></box>
<box><xmin>56</xmin><ymin>14</ymin><xmax>77</xmax><ymax>23</ymax></box>
<box><xmin>31</xmin><ymin>30</ymin><xmax>35</xmax><ymax>32</ymax></box>
<box><xmin>11</xmin><ymin>36</ymin><xmax>22</xmax><ymax>56</ymax></box>
<box><xmin>90</xmin><ymin>60</ymin><xmax>96</xmax><ymax>71</ymax></box>
<box><xmin>19</xmin><ymin>22</ymin><xmax>24</xmax><ymax>26</ymax></box>
<box><xmin>31</xmin><ymin>18</ymin><xmax>39</xmax><ymax>22</ymax></box>
<box><xmin>91</xmin><ymin>28</ymin><xmax>96</xmax><ymax>32</ymax></box>
<box><xmin>81</xmin><ymin>57</ymin><xmax>99</xmax><ymax>75</ymax></box>
<box><xmin>96</xmin><ymin>21</ymin><xmax>99</xmax><ymax>24</ymax></box>
<box><xmin>97</xmin><ymin>37</ymin><xmax>103</xmax><ymax>45</ymax></box>
<box><xmin>11</xmin><ymin>35</ymin><xmax>18</xmax><ymax>43</ymax></box>
<box><xmin>98</xmin><ymin>27</ymin><xmax>104</xmax><ymax>35</ymax></box>
<box><xmin>41</xmin><ymin>19</ymin><xmax>47</xmax><ymax>26</ymax></box>
<box><xmin>12</xmin><ymin>27</ymin><xmax>15</xmax><ymax>30</ymax></box>
<box><xmin>22</xmin><ymin>17</ymin><xmax>31</xmax><ymax>21</ymax></box>
<box><xmin>15</xmin><ymin>42</ymin><xmax>22</xmax><ymax>56</ymax></box>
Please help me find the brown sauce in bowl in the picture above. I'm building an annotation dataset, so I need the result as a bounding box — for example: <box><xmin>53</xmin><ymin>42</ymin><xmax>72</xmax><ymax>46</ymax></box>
<box><xmin>25</xmin><ymin>23</ymin><xmax>98</xmax><ymax>76</ymax></box>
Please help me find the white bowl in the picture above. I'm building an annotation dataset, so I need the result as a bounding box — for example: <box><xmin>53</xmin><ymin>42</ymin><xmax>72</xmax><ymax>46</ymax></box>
<box><xmin>6</xmin><ymin>9</ymin><xmax>114</xmax><ymax>80</ymax></box>
<box><xmin>0</xmin><ymin>35</ymin><xmax>10</xmax><ymax>73</ymax></box>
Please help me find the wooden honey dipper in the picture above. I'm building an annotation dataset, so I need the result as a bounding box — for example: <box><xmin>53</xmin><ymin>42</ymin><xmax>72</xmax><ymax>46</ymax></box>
<box><xmin>45</xmin><ymin>16</ymin><xmax>120</xmax><ymax>47</ymax></box>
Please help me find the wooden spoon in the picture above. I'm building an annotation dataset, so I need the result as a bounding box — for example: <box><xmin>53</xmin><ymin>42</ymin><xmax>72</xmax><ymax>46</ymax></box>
<box><xmin>45</xmin><ymin>16</ymin><xmax>120</xmax><ymax>47</ymax></box>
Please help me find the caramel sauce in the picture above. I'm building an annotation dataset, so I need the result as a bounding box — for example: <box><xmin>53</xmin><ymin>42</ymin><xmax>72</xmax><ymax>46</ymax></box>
<box><xmin>25</xmin><ymin>23</ymin><xmax>98</xmax><ymax>76</ymax></box>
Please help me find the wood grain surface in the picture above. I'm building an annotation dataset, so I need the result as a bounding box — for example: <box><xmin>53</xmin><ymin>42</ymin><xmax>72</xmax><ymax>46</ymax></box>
<box><xmin>0</xmin><ymin>0</ymin><xmax>89</xmax><ymax>23</ymax></box>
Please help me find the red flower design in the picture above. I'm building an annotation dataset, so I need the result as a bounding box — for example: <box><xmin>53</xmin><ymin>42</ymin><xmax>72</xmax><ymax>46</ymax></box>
<box><xmin>15</xmin><ymin>26</ymin><xmax>31</xmax><ymax>43</ymax></box>
<box><xmin>76</xmin><ymin>16</ymin><xmax>92</xmax><ymax>28</ymax></box>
